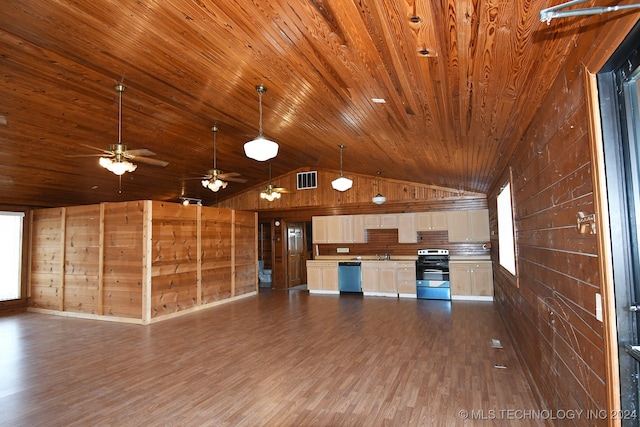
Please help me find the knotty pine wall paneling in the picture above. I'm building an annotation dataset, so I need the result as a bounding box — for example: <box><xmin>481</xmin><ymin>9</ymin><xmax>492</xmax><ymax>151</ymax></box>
<box><xmin>233</xmin><ymin>210</ymin><xmax>259</xmax><ymax>296</ymax></box>
<box><xmin>201</xmin><ymin>207</ymin><xmax>233</xmax><ymax>304</ymax></box>
<box><xmin>150</xmin><ymin>201</ymin><xmax>199</xmax><ymax>319</ymax></box>
<box><xmin>486</xmin><ymin>16</ymin><xmax>640</xmax><ymax>422</ymax></box>
<box><xmin>102</xmin><ymin>201</ymin><xmax>145</xmax><ymax>320</ymax></box>
<box><xmin>63</xmin><ymin>204</ymin><xmax>101</xmax><ymax>314</ymax></box>
<box><xmin>28</xmin><ymin>201</ymin><xmax>258</xmax><ymax>324</ymax></box>
<box><xmin>29</xmin><ymin>207</ymin><xmax>65</xmax><ymax>311</ymax></box>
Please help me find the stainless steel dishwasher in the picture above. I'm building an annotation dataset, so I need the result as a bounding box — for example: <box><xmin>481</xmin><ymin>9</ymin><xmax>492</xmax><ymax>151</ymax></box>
<box><xmin>338</xmin><ymin>261</ymin><xmax>362</xmax><ymax>293</ymax></box>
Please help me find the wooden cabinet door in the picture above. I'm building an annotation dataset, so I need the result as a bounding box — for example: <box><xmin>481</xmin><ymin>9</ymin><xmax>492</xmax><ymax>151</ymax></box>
<box><xmin>431</xmin><ymin>212</ymin><xmax>448</xmax><ymax>230</ymax></box>
<box><xmin>468</xmin><ymin>210</ymin><xmax>490</xmax><ymax>242</ymax></box>
<box><xmin>361</xmin><ymin>262</ymin><xmax>379</xmax><ymax>292</ymax></box>
<box><xmin>447</xmin><ymin>211</ymin><xmax>470</xmax><ymax>242</ymax></box>
<box><xmin>322</xmin><ymin>265</ymin><xmax>339</xmax><ymax>291</ymax></box>
<box><xmin>326</xmin><ymin>215</ymin><xmax>342</xmax><ymax>243</ymax></box>
<box><xmin>471</xmin><ymin>264</ymin><xmax>493</xmax><ymax>296</ymax></box>
<box><xmin>311</xmin><ymin>216</ymin><xmax>327</xmax><ymax>243</ymax></box>
<box><xmin>307</xmin><ymin>265</ymin><xmax>323</xmax><ymax>291</ymax></box>
<box><xmin>352</xmin><ymin>215</ymin><xmax>366</xmax><ymax>243</ymax></box>
<box><xmin>379</xmin><ymin>264</ymin><xmax>397</xmax><ymax>294</ymax></box>
<box><xmin>364</xmin><ymin>215</ymin><xmax>381</xmax><ymax>229</ymax></box>
<box><xmin>398</xmin><ymin>213</ymin><xmax>417</xmax><ymax>243</ymax></box>
<box><xmin>416</xmin><ymin>211</ymin><xmax>448</xmax><ymax>231</ymax></box>
<box><xmin>450</xmin><ymin>264</ymin><xmax>472</xmax><ymax>295</ymax></box>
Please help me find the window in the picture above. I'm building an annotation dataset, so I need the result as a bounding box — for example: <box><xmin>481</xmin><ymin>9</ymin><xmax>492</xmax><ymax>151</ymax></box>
<box><xmin>0</xmin><ymin>212</ymin><xmax>24</xmax><ymax>301</ymax></box>
<box><xmin>497</xmin><ymin>181</ymin><xmax>516</xmax><ymax>275</ymax></box>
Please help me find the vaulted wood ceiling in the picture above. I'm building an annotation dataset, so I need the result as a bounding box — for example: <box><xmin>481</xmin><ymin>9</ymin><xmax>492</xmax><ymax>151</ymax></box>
<box><xmin>0</xmin><ymin>0</ymin><xmax>596</xmax><ymax>207</ymax></box>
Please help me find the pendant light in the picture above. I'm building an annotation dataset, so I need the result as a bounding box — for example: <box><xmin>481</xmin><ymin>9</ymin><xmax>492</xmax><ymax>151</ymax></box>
<box><xmin>331</xmin><ymin>145</ymin><xmax>353</xmax><ymax>192</ymax></box>
<box><xmin>372</xmin><ymin>171</ymin><xmax>387</xmax><ymax>205</ymax></box>
<box><xmin>244</xmin><ymin>85</ymin><xmax>279</xmax><ymax>161</ymax></box>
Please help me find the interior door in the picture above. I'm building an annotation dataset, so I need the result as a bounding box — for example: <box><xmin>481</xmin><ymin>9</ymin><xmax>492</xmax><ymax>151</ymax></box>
<box><xmin>287</xmin><ymin>222</ymin><xmax>303</xmax><ymax>288</ymax></box>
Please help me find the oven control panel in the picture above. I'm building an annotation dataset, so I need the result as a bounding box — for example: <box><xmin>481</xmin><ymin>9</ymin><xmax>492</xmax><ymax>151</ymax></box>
<box><xmin>417</xmin><ymin>249</ymin><xmax>449</xmax><ymax>256</ymax></box>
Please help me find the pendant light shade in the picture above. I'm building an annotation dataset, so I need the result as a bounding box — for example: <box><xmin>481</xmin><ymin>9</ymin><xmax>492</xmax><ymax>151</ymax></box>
<box><xmin>331</xmin><ymin>145</ymin><xmax>353</xmax><ymax>192</ymax></box>
<box><xmin>244</xmin><ymin>85</ymin><xmax>279</xmax><ymax>161</ymax></box>
<box><xmin>372</xmin><ymin>171</ymin><xmax>386</xmax><ymax>204</ymax></box>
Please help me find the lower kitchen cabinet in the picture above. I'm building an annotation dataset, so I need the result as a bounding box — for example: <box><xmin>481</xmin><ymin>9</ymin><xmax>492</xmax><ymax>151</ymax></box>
<box><xmin>450</xmin><ymin>261</ymin><xmax>493</xmax><ymax>300</ymax></box>
<box><xmin>307</xmin><ymin>261</ymin><xmax>339</xmax><ymax>294</ymax></box>
<box><xmin>396</xmin><ymin>261</ymin><xmax>417</xmax><ymax>297</ymax></box>
<box><xmin>361</xmin><ymin>261</ymin><xmax>397</xmax><ymax>297</ymax></box>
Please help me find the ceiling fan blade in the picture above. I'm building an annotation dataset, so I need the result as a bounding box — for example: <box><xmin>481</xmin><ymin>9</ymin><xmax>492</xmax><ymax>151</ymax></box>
<box><xmin>131</xmin><ymin>156</ymin><xmax>169</xmax><ymax>167</ymax></box>
<box><xmin>224</xmin><ymin>177</ymin><xmax>248</xmax><ymax>183</ymax></box>
<box><xmin>181</xmin><ymin>176</ymin><xmax>211</xmax><ymax>181</ymax></box>
<box><xmin>217</xmin><ymin>171</ymin><xmax>241</xmax><ymax>178</ymax></box>
<box><xmin>125</xmin><ymin>148</ymin><xmax>157</xmax><ymax>157</ymax></box>
<box><xmin>275</xmin><ymin>188</ymin><xmax>292</xmax><ymax>193</ymax></box>
<box><xmin>77</xmin><ymin>143</ymin><xmax>112</xmax><ymax>154</ymax></box>
<box><xmin>65</xmin><ymin>153</ymin><xmax>110</xmax><ymax>158</ymax></box>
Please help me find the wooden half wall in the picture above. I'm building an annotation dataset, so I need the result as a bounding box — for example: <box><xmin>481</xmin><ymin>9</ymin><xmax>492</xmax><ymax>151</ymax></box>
<box><xmin>28</xmin><ymin>200</ymin><xmax>257</xmax><ymax>324</ymax></box>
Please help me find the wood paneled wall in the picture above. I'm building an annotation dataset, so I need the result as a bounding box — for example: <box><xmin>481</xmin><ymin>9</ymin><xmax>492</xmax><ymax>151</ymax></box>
<box><xmin>488</xmin><ymin>16</ymin><xmax>640</xmax><ymax>422</ymax></box>
<box><xmin>28</xmin><ymin>201</ymin><xmax>257</xmax><ymax>324</ymax></box>
<box><xmin>215</xmin><ymin>168</ymin><xmax>484</xmax><ymax>212</ymax></box>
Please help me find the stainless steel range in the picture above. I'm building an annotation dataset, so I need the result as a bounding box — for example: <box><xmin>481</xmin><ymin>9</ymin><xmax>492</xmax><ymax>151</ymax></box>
<box><xmin>416</xmin><ymin>249</ymin><xmax>450</xmax><ymax>300</ymax></box>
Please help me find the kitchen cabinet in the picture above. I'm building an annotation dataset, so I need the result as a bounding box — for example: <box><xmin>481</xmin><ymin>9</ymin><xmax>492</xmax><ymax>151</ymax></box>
<box><xmin>361</xmin><ymin>261</ymin><xmax>397</xmax><ymax>297</ymax></box>
<box><xmin>364</xmin><ymin>214</ymin><xmax>398</xmax><ymax>229</ymax></box>
<box><xmin>447</xmin><ymin>209</ymin><xmax>490</xmax><ymax>242</ymax></box>
<box><xmin>397</xmin><ymin>213</ymin><xmax>417</xmax><ymax>243</ymax></box>
<box><xmin>342</xmin><ymin>215</ymin><xmax>366</xmax><ymax>243</ymax></box>
<box><xmin>396</xmin><ymin>261</ymin><xmax>417</xmax><ymax>297</ymax></box>
<box><xmin>450</xmin><ymin>261</ymin><xmax>493</xmax><ymax>299</ymax></box>
<box><xmin>415</xmin><ymin>211</ymin><xmax>448</xmax><ymax>231</ymax></box>
<box><xmin>307</xmin><ymin>261</ymin><xmax>339</xmax><ymax>293</ymax></box>
<box><xmin>312</xmin><ymin>215</ymin><xmax>366</xmax><ymax>244</ymax></box>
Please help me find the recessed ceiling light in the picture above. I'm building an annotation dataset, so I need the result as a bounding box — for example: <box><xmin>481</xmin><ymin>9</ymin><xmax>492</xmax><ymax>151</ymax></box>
<box><xmin>372</xmin><ymin>98</ymin><xmax>386</xmax><ymax>104</ymax></box>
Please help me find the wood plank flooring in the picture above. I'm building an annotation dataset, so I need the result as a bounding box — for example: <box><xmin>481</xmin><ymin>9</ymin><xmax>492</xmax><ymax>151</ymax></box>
<box><xmin>0</xmin><ymin>290</ymin><xmax>544</xmax><ymax>426</ymax></box>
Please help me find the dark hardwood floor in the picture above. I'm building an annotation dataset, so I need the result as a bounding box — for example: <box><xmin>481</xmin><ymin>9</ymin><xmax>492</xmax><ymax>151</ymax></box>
<box><xmin>0</xmin><ymin>290</ymin><xmax>544</xmax><ymax>426</ymax></box>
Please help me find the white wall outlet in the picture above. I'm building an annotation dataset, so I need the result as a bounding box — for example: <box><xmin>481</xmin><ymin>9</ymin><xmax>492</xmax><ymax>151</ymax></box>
<box><xmin>595</xmin><ymin>292</ymin><xmax>603</xmax><ymax>322</ymax></box>
<box><xmin>336</xmin><ymin>247</ymin><xmax>350</xmax><ymax>253</ymax></box>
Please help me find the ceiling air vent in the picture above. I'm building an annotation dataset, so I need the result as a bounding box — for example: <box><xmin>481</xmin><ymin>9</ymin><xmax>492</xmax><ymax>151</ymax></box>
<box><xmin>297</xmin><ymin>171</ymin><xmax>317</xmax><ymax>190</ymax></box>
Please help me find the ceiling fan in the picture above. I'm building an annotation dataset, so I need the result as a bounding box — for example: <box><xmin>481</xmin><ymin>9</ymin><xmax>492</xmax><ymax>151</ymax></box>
<box><xmin>191</xmin><ymin>125</ymin><xmax>247</xmax><ymax>192</ymax></box>
<box><xmin>260</xmin><ymin>163</ymin><xmax>291</xmax><ymax>202</ymax></box>
<box><xmin>67</xmin><ymin>83</ymin><xmax>169</xmax><ymax>175</ymax></box>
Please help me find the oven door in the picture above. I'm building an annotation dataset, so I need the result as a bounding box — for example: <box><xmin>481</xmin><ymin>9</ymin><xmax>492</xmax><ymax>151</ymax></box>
<box><xmin>416</xmin><ymin>264</ymin><xmax>450</xmax><ymax>300</ymax></box>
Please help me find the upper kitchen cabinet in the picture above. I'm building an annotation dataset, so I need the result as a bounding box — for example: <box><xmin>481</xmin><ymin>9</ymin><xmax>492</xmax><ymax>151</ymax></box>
<box><xmin>447</xmin><ymin>209</ymin><xmax>490</xmax><ymax>243</ymax></box>
<box><xmin>415</xmin><ymin>211</ymin><xmax>448</xmax><ymax>231</ymax></box>
<box><xmin>312</xmin><ymin>215</ymin><xmax>365</xmax><ymax>244</ymax></box>
<box><xmin>397</xmin><ymin>213</ymin><xmax>417</xmax><ymax>243</ymax></box>
<box><xmin>364</xmin><ymin>214</ymin><xmax>398</xmax><ymax>229</ymax></box>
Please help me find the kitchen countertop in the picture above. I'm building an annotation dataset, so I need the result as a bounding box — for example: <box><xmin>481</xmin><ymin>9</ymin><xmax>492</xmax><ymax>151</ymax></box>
<box><xmin>313</xmin><ymin>255</ymin><xmax>418</xmax><ymax>261</ymax></box>
<box><xmin>449</xmin><ymin>255</ymin><xmax>491</xmax><ymax>261</ymax></box>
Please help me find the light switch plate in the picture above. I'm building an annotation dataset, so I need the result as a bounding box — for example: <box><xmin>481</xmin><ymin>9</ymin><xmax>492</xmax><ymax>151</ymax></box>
<box><xmin>595</xmin><ymin>292</ymin><xmax>603</xmax><ymax>322</ymax></box>
<box><xmin>336</xmin><ymin>247</ymin><xmax>350</xmax><ymax>253</ymax></box>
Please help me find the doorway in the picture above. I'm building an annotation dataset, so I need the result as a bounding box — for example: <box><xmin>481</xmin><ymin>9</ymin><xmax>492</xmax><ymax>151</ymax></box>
<box><xmin>287</xmin><ymin>222</ymin><xmax>304</xmax><ymax>288</ymax></box>
<box><xmin>598</xmin><ymin>21</ymin><xmax>640</xmax><ymax>420</ymax></box>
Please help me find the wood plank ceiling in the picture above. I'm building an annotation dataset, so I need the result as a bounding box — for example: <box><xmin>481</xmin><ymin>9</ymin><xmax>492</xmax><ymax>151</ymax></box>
<box><xmin>0</xmin><ymin>0</ymin><xmax>592</xmax><ymax>207</ymax></box>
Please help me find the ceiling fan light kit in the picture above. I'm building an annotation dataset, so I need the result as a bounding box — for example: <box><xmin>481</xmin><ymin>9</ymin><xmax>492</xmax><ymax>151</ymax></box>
<box><xmin>95</xmin><ymin>83</ymin><xmax>168</xmax><ymax>176</ymax></box>
<box><xmin>202</xmin><ymin>125</ymin><xmax>228</xmax><ymax>192</ymax></box>
<box><xmin>331</xmin><ymin>145</ymin><xmax>353</xmax><ymax>192</ymax></box>
<box><xmin>99</xmin><ymin>156</ymin><xmax>136</xmax><ymax>175</ymax></box>
<box><xmin>244</xmin><ymin>85</ymin><xmax>279</xmax><ymax>162</ymax></box>
<box><xmin>260</xmin><ymin>190</ymin><xmax>281</xmax><ymax>202</ymax></box>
